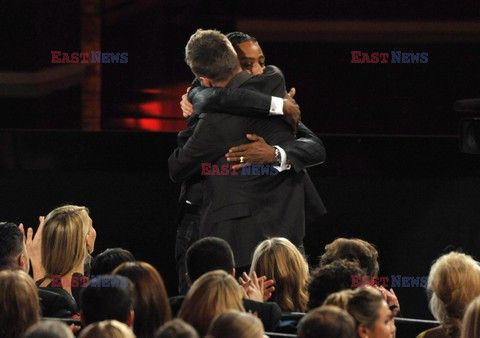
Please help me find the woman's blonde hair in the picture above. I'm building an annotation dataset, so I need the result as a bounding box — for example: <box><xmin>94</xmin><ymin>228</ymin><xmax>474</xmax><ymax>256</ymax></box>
<box><xmin>250</xmin><ymin>237</ymin><xmax>309</xmax><ymax>312</ymax></box>
<box><xmin>42</xmin><ymin>205</ymin><xmax>91</xmax><ymax>277</ymax></box>
<box><xmin>79</xmin><ymin>320</ymin><xmax>136</xmax><ymax>338</ymax></box>
<box><xmin>206</xmin><ymin>310</ymin><xmax>264</xmax><ymax>338</ymax></box>
<box><xmin>428</xmin><ymin>252</ymin><xmax>480</xmax><ymax>338</ymax></box>
<box><xmin>0</xmin><ymin>270</ymin><xmax>41</xmax><ymax>338</ymax></box>
<box><xmin>461</xmin><ymin>295</ymin><xmax>480</xmax><ymax>338</ymax></box>
<box><xmin>178</xmin><ymin>270</ymin><xmax>245</xmax><ymax>336</ymax></box>
<box><xmin>347</xmin><ymin>287</ymin><xmax>385</xmax><ymax>330</ymax></box>
<box><xmin>113</xmin><ymin>261</ymin><xmax>172</xmax><ymax>338</ymax></box>
<box><xmin>324</xmin><ymin>289</ymin><xmax>356</xmax><ymax>309</ymax></box>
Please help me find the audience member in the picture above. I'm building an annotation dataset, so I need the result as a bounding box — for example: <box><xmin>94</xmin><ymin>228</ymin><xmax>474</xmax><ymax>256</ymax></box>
<box><xmin>298</xmin><ymin>305</ymin><xmax>356</xmax><ymax>338</ymax></box>
<box><xmin>178</xmin><ymin>270</ymin><xmax>245</xmax><ymax>336</ymax></box>
<box><xmin>113</xmin><ymin>261</ymin><xmax>172</xmax><ymax>338</ymax></box>
<box><xmin>461</xmin><ymin>295</ymin><xmax>480</xmax><ymax>338</ymax></box>
<box><xmin>79</xmin><ymin>320</ymin><xmax>136</xmax><ymax>338</ymax></box>
<box><xmin>347</xmin><ymin>287</ymin><xmax>396</xmax><ymax>338</ymax></box>
<box><xmin>320</xmin><ymin>238</ymin><xmax>380</xmax><ymax>279</ymax></box>
<box><xmin>29</xmin><ymin>205</ymin><xmax>96</xmax><ymax>307</ymax></box>
<box><xmin>308</xmin><ymin>259</ymin><xmax>364</xmax><ymax>309</ymax></box>
<box><xmin>250</xmin><ymin>237</ymin><xmax>309</xmax><ymax>312</ymax></box>
<box><xmin>0</xmin><ymin>270</ymin><xmax>41</xmax><ymax>338</ymax></box>
<box><xmin>23</xmin><ymin>320</ymin><xmax>75</xmax><ymax>338</ymax></box>
<box><xmin>418</xmin><ymin>252</ymin><xmax>480</xmax><ymax>338</ymax></box>
<box><xmin>324</xmin><ymin>289</ymin><xmax>356</xmax><ymax>309</ymax></box>
<box><xmin>206</xmin><ymin>310</ymin><xmax>265</xmax><ymax>338</ymax></box>
<box><xmin>170</xmin><ymin>236</ymin><xmax>281</xmax><ymax>332</ymax></box>
<box><xmin>155</xmin><ymin>319</ymin><xmax>200</xmax><ymax>338</ymax></box>
<box><xmin>79</xmin><ymin>275</ymin><xmax>135</xmax><ymax>328</ymax></box>
<box><xmin>91</xmin><ymin>248</ymin><xmax>135</xmax><ymax>276</ymax></box>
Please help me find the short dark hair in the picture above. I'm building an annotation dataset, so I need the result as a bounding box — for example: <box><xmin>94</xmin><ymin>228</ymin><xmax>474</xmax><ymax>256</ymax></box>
<box><xmin>90</xmin><ymin>248</ymin><xmax>135</xmax><ymax>276</ymax></box>
<box><xmin>226</xmin><ymin>31</ymin><xmax>257</xmax><ymax>47</ymax></box>
<box><xmin>308</xmin><ymin>259</ymin><xmax>364</xmax><ymax>310</ymax></box>
<box><xmin>79</xmin><ymin>275</ymin><xmax>134</xmax><ymax>325</ymax></box>
<box><xmin>185</xmin><ymin>29</ymin><xmax>240</xmax><ymax>82</ymax></box>
<box><xmin>185</xmin><ymin>237</ymin><xmax>235</xmax><ymax>282</ymax></box>
<box><xmin>0</xmin><ymin>222</ymin><xmax>23</xmax><ymax>271</ymax></box>
<box><xmin>298</xmin><ymin>305</ymin><xmax>355</xmax><ymax>338</ymax></box>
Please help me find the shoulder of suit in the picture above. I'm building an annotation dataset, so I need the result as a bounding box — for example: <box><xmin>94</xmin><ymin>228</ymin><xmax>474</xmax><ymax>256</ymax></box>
<box><xmin>264</xmin><ymin>65</ymin><xmax>285</xmax><ymax>78</ymax></box>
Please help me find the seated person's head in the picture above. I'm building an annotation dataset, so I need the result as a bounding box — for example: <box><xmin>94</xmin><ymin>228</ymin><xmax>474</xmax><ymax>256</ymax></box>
<box><xmin>78</xmin><ymin>320</ymin><xmax>135</xmax><ymax>338</ymax></box>
<box><xmin>308</xmin><ymin>259</ymin><xmax>364</xmax><ymax>310</ymax></box>
<box><xmin>0</xmin><ymin>270</ymin><xmax>40</xmax><ymax>338</ymax></box>
<box><xmin>320</xmin><ymin>238</ymin><xmax>379</xmax><ymax>279</ymax></box>
<box><xmin>206</xmin><ymin>310</ymin><xmax>265</xmax><ymax>338</ymax></box>
<box><xmin>79</xmin><ymin>275</ymin><xmax>134</xmax><ymax>328</ymax></box>
<box><xmin>155</xmin><ymin>319</ymin><xmax>199</xmax><ymax>338</ymax></box>
<box><xmin>178</xmin><ymin>270</ymin><xmax>245</xmax><ymax>336</ymax></box>
<box><xmin>0</xmin><ymin>221</ymin><xmax>29</xmax><ymax>272</ymax></box>
<box><xmin>90</xmin><ymin>248</ymin><xmax>135</xmax><ymax>276</ymax></box>
<box><xmin>323</xmin><ymin>289</ymin><xmax>356</xmax><ymax>309</ymax></box>
<box><xmin>427</xmin><ymin>251</ymin><xmax>480</xmax><ymax>338</ymax></box>
<box><xmin>185</xmin><ymin>237</ymin><xmax>235</xmax><ymax>284</ymax></box>
<box><xmin>23</xmin><ymin>320</ymin><xmax>74</xmax><ymax>338</ymax></box>
<box><xmin>462</xmin><ymin>295</ymin><xmax>480</xmax><ymax>338</ymax></box>
<box><xmin>42</xmin><ymin>205</ymin><xmax>96</xmax><ymax>278</ymax></box>
<box><xmin>113</xmin><ymin>261</ymin><xmax>172</xmax><ymax>337</ymax></box>
<box><xmin>298</xmin><ymin>305</ymin><xmax>355</xmax><ymax>338</ymax></box>
<box><xmin>347</xmin><ymin>287</ymin><xmax>395</xmax><ymax>338</ymax></box>
<box><xmin>250</xmin><ymin>237</ymin><xmax>309</xmax><ymax>312</ymax></box>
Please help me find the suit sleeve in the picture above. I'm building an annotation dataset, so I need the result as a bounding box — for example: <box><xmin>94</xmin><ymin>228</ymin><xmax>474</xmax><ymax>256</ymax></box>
<box><xmin>278</xmin><ymin>122</ymin><xmax>326</xmax><ymax>172</ymax></box>
<box><xmin>191</xmin><ymin>87</ymin><xmax>272</xmax><ymax>117</ymax></box>
<box><xmin>168</xmin><ymin>114</ymin><xmax>226</xmax><ymax>183</ymax></box>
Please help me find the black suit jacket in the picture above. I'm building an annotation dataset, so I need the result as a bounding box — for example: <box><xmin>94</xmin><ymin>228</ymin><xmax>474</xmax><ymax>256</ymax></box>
<box><xmin>169</xmin><ymin>66</ymin><xmax>310</xmax><ymax>266</ymax></box>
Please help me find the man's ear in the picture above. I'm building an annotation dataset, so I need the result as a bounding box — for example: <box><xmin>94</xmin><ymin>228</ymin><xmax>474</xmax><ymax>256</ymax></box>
<box><xmin>18</xmin><ymin>253</ymin><xmax>27</xmax><ymax>270</ymax></box>
<box><xmin>126</xmin><ymin>310</ymin><xmax>135</xmax><ymax>328</ymax></box>
<box><xmin>198</xmin><ymin>77</ymin><xmax>212</xmax><ymax>87</ymax></box>
<box><xmin>185</xmin><ymin>273</ymin><xmax>192</xmax><ymax>287</ymax></box>
<box><xmin>232</xmin><ymin>268</ymin><xmax>236</xmax><ymax>278</ymax></box>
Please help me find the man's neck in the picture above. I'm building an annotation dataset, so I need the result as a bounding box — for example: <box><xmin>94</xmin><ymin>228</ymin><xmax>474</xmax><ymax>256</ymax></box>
<box><xmin>211</xmin><ymin>66</ymin><xmax>242</xmax><ymax>88</ymax></box>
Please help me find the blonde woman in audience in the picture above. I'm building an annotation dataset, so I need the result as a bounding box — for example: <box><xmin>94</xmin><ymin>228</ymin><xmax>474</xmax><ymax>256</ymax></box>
<box><xmin>461</xmin><ymin>295</ymin><xmax>480</xmax><ymax>338</ymax></box>
<box><xmin>347</xmin><ymin>287</ymin><xmax>396</xmax><ymax>338</ymax></box>
<box><xmin>113</xmin><ymin>261</ymin><xmax>172</xmax><ymax>338</ymax></box>
<box><xmin>418</xmin><ymin>252</ymin><xmax>480</xmax><ymax>338</ymax></box>
<box><xmin>0</xmin><ymin>270</ymin><xmax>41</xmax><ymax>338</ymax></box>
<box><xmin>178</xmin><ymin>270</ymin><xmax>245</xmax><ymax>336</ymax></box>
<box><xmin>249</xmin><ymin>237</ymin><xmax>309</xmax><ymax>312</ymax></box>
<box><xmin>206</xmin><ymin>310</ymin><xmax>265</xmax><ymax>338</ymax></box>
<box><xmin>79</xmin><ymin>320</ymin><xmax>136</xmax><ymax>338</ymax></box>
<box><xmin>28</xmin><ymin>205</ymin><xmax>96</xmax><ymax>306</ymax></box>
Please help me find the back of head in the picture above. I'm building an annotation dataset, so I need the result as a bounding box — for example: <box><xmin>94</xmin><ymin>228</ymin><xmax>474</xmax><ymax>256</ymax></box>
<box><xmin>225</xmin><ymin>31</ymin><xmax>257</xmax><ymax>47</ymax></box>
<box><xmin>250</xmin><ymin>237</ymin><xmax>309</xmax><ymax>312</ymax></box>
<box><xmin>113</xmin><ymin>261</ymin><xmax>172</xmax><ymax>337</ymax></box>
<box><xmin>308</xmin><ymin>259</ymin><xmax>364</xmax><ymax>310</ymax></box>
<box><xmin>0</xmin><ymin>221</ymin><xmax>24</xmax><ymax>271</ymax></box>
<box><xmin>42</xmin><ymin>205</ymin><xmax>91</xmax><ymax>277</ymax></box>
<box><xmin>79</xmin><ymin>275</ymin><xmax>133</xmax><ymax>326</ymax></box>
<box><xmin>23</xmin><ymin>320</ymin><xmax>75</xmax><ymax>338</ymax></box>
<box><xmin>298</xmin><ymin>305</ymin><xmax>355</xmax><ymax>338</ymax></box>
<box><xmin>206</xmin><ymin>310</ymin><xmax>264</xmax><ymax>338</ymax></box>
<box><xmin>320</xmin><ymin>238</ymin><xmax>380</xmax><ymax>279</ymax></box>
<box><xmin>91</xmin><ymin>248</ymin><xmax>135</xmax><ymax>276</ymax></box>
<box><xmin>0</xmin><ymin>270</ymin><xmax>40</xmax><ymax>338</ymax></box>
<box><xmin>178</xmin><ymin>270</ymin><xmax>245</xmax><ymax>336</ymax></box>
<box><xmin>461</xmin><ymin>295</ymin><xmax>480</xmax><ymax>338</ymax></box>
<box><xmin>155</xmin><ymin>319</ymin><xmax>200</xmax><ymax>338</ymax></box>
<box><xmin>186</xmin><ymin>237</ymin><xmax>235</xmax><ymax>283</ymax></box>
<box><xmin>347</xmin><ymin>287</ymin><xmax>384</xmax><ymax>329</ymax></box>
<box><xmin>428</xmin><ymin>251</ymin><xmax>480</xmax><ymax>338</ymax></box>
<box><xmin>324</xmin><ymin>289</ymin><xmax>356</xmax><ymax>309</ymax></box>
<box><xmin>78</xmin><ymin>320</ymin><xmax>135</xmax><ymax>338</ymax></box>
<box><xmin>185</xmin><ymin>29</ymin><xmax>240</xmax><ymax>83</ymax></box>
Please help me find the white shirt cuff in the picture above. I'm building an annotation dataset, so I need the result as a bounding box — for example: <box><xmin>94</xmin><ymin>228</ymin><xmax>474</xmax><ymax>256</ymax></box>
<box><xmin>269</xmin><ymin>96</ymin><xmax>284</xmax><ymax>116</ymax></box>
<box><xmin>273</xmin><ymin>146</ymin><xmax>291</xmax><ymax>172</ymax></box>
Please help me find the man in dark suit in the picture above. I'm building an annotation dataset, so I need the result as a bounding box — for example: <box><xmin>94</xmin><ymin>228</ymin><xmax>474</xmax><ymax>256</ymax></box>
<box><xmin>169</xmin><ymin>29</ymin><xmax>325</xmax><ymax>268</ymax></box>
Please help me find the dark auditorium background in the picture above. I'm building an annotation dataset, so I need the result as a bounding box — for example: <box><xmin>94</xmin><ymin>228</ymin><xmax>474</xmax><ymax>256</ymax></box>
<box><xmin>1</xmin><ymin>0</ymin><xmax>480</xmax><ymax>321</ymax></box>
